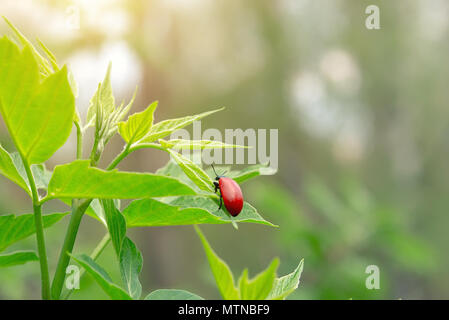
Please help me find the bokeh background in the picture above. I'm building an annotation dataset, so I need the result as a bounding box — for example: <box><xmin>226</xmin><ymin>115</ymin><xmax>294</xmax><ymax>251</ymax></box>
<box><xmin>0</xmin><ymin>0</ymin><xmax>448</xmax><ymax>299</ymax></box>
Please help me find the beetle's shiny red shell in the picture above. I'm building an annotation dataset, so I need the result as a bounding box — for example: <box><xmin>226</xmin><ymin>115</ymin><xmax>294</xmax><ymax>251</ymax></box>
<box><xmin>218</xmin><ymin>177</ymin><xmax>243</xmax><ymax>216</ymax></box>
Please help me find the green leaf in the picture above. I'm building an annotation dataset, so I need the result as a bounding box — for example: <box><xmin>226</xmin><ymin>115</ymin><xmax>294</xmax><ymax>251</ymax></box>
<box><xmin>3</xmin><ymin>17</ymin><xmax>54</xmax><ymax>77</ymax></box>
<box><xmin>86</xmin><ymin>62</ymin><xmax>114</xmax><ymax>128</ymax></box>
<box><xmin>119</xmin><ymin>237</ymin><xmax>143</xmax><ymax>300</ymax></box>
<box><xmin>159</xmin><ymin>160</ymin><xmax>276</xmax><ymax>191</ymax></box>
<box><xmin>119</xmin><ymin>101</ymin><xmax>158</xmax><ymax>144</ymax></box>
<box><xmin>145</xmin><ymin>289</ymin><xmax>204</xmax><ymax>300</ymax></box>
<box><xmin>113</xmin><ymin>87</ymin><xmax>137</xmax><ymax>127</ymax></box>
<box><xmin>123</xmin><ymin>197</ymin><xmax>275</xmax><ymax>227</ymax></box>
<box><xmin>30</xmin><ymin>163</ymin><xmax>52</xmax><ymax>190</ymax></box>
<box><xmin>153</xmin><ymin>161</ymin><xmax>276</xmax><ymax>227</ymax></box>
<box><xmin>40</xmin><ymin>33</ymin><xmax>78</xmax><ymax>99</ymax></box>
<box><xmin>3</xmin><ymin>17</ymin><xmax>80</xmax><ymax>134</ymax></box>
<box><xmin>68</xmin><ymin>69</ymin><xmax>79</xmax><ymax>98</ymax></box>
<box><xmin>85</xmin><ymin>64</ymin><xmax>135</xmax><ymax>145</ymax></box>
<box><xmin>238</xmin><ymin>258</ymin><xmax>279</xmax><ymax>300</ymax></box>
<box><xmin>195</xmin><ymin>226</ymin><xmax>239</xmax><ymax>299</ymax></box>
<box><xmin>100</xmin><ymin>199</ymin><xmax>126</xmax><ymax>256</ymax></box>
<box><xmin>71</xmin><ymin>254</ymin><xmax>132</xmax><ymax>300</ymax></box>
<box><xmin>4</xmin><ymin>19</ymin><xmax>78</xmax><ymax>98</ymax></box>
<box><xmin>0</xmin><ymin>212</ymin><xmax>68</xmax><ymax>252</ymax></box>
<box><xmin>154</xmin><ymin>160</ymin><xmax>276</xmax><ymax>227</ymax></box>
<box><xmin>0</xmin><ymin>37</ymin><xmax>75</xmax><ymax>164</ymax></box>
<box><xmin>97</xmin><ymin>62</ymin><xmax>114</xmax><ymax>115</ymax></box>
<box><xmin>159</xmin><ymin>139</ymin><xmax>247</xmax><ymax>150</ymax></box>
<box><xmin>0</xmin><ymin>250</ymin><xmax>38</xmax><ymax>268</ymax></box>
<box><xmin>123</xmin><ymin>198</ymin><xmax>222</xmax><ymax>227</ymax></box>
<box><xmin>45</xmin><ymin>160</ymin><xmax>196</xmax><ymax>200</ymax></box>
<box><xmin>10</xmin><ymin>152</ymin><xmax>51</xmax><ymax>191</ymax></box>
<box><xmin>140</xmin><ymin>108</ymin><xmax>224</xmax><ymax>144</ymax></box>
<box><xmin>157</xmin><ymin>159</ymin><xmax>214</xmax><ymax>194</ymax></box>
<box><xmin>267</xmin><ymin>259</ymin><xmax>304</xmax><ymax>300</ymax></box>
<box><xmin>85</xmin><ymin>199</ymin><xmax>107</xmax><ymax>225</ymax></box>
<box><xmin>228</xmin><ymin>164</ymin><xmax>277</xmax><ymax>184</ymax></box>
<box><xmin>166</xmin><ymin>197</ymin><xmax>275</xmax><ymax>227</ymax></box>
<box><xmin>156</xmin><ymin>159</ymin><xmax>186</xmax><ymax>175</ymax></box>
<box><xmin>0</xmin><ymin>144</ymin><xmax>30</xmax><ymax>195</ymax></box>
<box><xmin>36</xmin><ymin>38</ymin><xmax>59</xmax><ymax>72</ymax></box>
<box><xmin>63</xmin><ymin>198</ymin><xmax>117</xmax><ymax>227</ymax></box>
<box><xmin>165</xmin><ymin>149</ymin><xmax>214</xmax><ymax>192</ymax></box>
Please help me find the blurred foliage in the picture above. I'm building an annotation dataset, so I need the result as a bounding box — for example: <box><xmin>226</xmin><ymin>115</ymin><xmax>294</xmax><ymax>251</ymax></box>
<box><xmin>0</xmin><ymin>0</ymin><xmax>447</xmax><ymax>299</ymax></box>
<box><xmin>247</xmin><ymin>175</ymin><xmax>437</xmax><ymax>299</ymax></box>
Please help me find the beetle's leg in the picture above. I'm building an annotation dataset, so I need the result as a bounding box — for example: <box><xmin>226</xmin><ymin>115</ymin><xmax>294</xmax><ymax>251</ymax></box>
<box><xmin>213</xmin><ymin>181</ymin><xmax>223</xmax><ymax>211</ymax></box>
<box><xmin>215</xmin><ymin>188</ymin><xmax>223</xmax><ymax>212</ymax></box>
<box><xmin>213</xmin><ymin>181</ymin><xmax>219</xmax><ymax>193</ymax></box>
<box><xmin>218</xmin><ymin>195</ymin><xmax>223</xmax><ymax>211</ymax></box>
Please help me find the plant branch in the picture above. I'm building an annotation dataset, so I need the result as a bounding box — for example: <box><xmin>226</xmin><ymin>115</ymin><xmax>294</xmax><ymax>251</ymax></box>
<box><xmin>51</xmin><ymin>198</ymin><xmax>92</xmax><ymax>299</ymax></box>
<box><xmin>107</xmin><ymin>143</ymin><xmax>131</xmax><ymax>170</ymax></box>
<box><xmin>131</xmin><ymin>142</ymin><xmax>166</xmax><ymax>152</ymax></box>
<box><xmin>89</xmin><ymin>135</ymin><xmax>101</xmax><ymax>166</ymax></box>
<box><xmin>107</xmin><ymin>142</ymin><xmax>165</xmax><ymax>170</ymax></box>
<box><xmin>23</xmin><ymin>161</ymin><xmax>51</xmax><ymax>300</ymax></box>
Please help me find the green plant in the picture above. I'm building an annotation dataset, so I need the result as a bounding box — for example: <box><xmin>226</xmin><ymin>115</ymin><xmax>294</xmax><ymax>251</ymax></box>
<box><xmin>0</xmin><ymin>18</ymin><xmax>303</xmax><ymax>300</ymax></box>
<box><xmin>193</xmin><ymin>226</ymin><xmax>303</xmax><ymax>300</ymax></box>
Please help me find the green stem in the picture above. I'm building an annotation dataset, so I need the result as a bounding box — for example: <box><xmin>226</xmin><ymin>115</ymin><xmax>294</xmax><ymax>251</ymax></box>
<box><xmin>51</xmin><ymin>199</ymin><xmax>91</xmax><ymax>299</ymax></box>
<box><xmin>51</xmin><ymin>121</ymin><xmax>88</xmax><ymax>299</ymax></box>
<box><xmin>74</xmin><ymin>121</ymin><xmax>83</xmax><ymax>159</ymax></box>
<box><xmin>23</xmin><ymin>163</ymin><xmax>51</xmax><ymax>300</ymax></box>
<box><xmin>61</xmin><ymin>233</ymin><xmax>110</xmax><ymax>300</ymax></box>
<box><xmin>33</xmin><ymin>203</ymin><xmax>51</xmax><ymax>299</ymax></box>
<box><xmin>89</xmin><ymin>136</ymin><xmax>100</xmax><ymax>166</ymax></box>
<box><xmin>107</xmin><ymin>143</ymin><xmax>165</xmax><ymax>171</ymax></box>
<box><xmin>51</xmin><ymin>142</ymin><xmax>136</xmax><ymax>299</ymax></box>
<box><xmin>90</xmin><ymin>233</ymin><xmax>111</xmax><ymax>260</ymax></box>
<box><xmin>131</xmin><ymin>143</ymin><xmax>166</xmax><ymax>152</ymax></box>
<box><xmin>51</xmin><ymin>141</ymin><xmax>162</xmax><ymax>299</ymax></box>
<box><xmin>107</xmin><ymin>143</ymin><xmax>131</xmax><ymax>170</ymax></box>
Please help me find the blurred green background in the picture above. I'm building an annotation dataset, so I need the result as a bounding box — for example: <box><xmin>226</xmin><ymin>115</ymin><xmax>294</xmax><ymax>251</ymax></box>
<box><xmin>0</xmin><ymin>0</ymin><xmax>447</xmax><ymax>299</ymax></box>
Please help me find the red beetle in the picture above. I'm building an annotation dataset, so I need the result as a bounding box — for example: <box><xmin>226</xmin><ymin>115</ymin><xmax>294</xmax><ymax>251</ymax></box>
<box><xmin>212</xmin><ymin>165</ymin><xmax>244</xmax><ymax>217</ymax></box>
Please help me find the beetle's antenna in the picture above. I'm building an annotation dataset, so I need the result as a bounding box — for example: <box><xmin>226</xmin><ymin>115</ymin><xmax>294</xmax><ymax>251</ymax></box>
<box><xmin>211</xmin><ymin>164</ymin><xmax>219</xmax><ymax>177</ymax></box>
<box><xmin>221</xmin><ymin>170</ymin><xmax>228</xmax><ymax>176</ymax></box>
